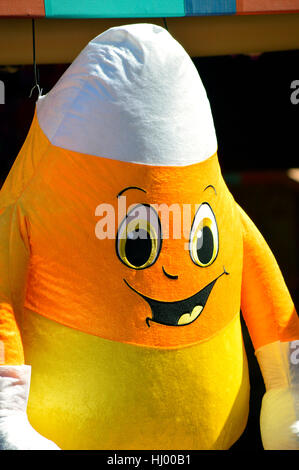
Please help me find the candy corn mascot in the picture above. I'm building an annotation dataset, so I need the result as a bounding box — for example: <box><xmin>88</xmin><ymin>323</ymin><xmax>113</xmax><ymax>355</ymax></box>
<box><xmin>0</xmin><ymin>24</ymin><xmax>298</xmax><ymax>450</ymax></box>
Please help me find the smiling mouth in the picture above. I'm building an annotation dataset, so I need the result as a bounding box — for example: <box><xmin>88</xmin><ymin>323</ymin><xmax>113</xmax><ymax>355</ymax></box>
<box><xmin>124</xmin><ymin>267</ymin><xmax>229</xmax><ymax>327</ymax></box>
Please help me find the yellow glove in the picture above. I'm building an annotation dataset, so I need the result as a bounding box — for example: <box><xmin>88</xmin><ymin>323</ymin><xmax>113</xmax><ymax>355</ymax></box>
<box><xmin>256</xmin><ymin>341</ymin><xmax>299</xmax><ymax>450</ymax></box>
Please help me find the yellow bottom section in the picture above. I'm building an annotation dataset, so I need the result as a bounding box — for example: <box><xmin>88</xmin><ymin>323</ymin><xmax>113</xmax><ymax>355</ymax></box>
<box><xmin>23</xmin><ymin>310</ymin><xmax>249</xmax><ymax>450</ymax></box>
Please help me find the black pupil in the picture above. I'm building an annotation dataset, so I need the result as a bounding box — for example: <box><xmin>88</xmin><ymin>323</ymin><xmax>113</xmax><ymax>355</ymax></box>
<box><xmin>125</xmin><ymin>228</ymin><xmax>153</xmax><ymax>267</ymax></box>
<box><xmin>197</xmin><ymin>226</ymin><xmax>214</xmax><ymax>264</ymax></box>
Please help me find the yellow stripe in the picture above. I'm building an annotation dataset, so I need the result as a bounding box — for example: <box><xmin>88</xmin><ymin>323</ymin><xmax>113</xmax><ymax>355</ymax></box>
<box><xmin>24</xmin><ymin>308</ymin><xmax>249</xmax><ymax>450</ymax></box>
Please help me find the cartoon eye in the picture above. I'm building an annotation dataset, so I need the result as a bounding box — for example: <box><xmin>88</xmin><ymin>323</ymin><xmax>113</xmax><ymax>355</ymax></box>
<box><xmin>116</xmin><ymin>204</ymin><xmax>162</xmax><ymax>269</ymax></box>
<box><xmin>189</xmin><ymin>203</ymin><xmax>219</xmax><ymax>267</ymax></box>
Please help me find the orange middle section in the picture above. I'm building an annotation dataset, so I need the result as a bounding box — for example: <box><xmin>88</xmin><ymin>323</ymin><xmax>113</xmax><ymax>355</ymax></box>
<box><xmin>21</xmin><ymin>126</ymin><xmax>243</xmax><ymax>348</ymax></box>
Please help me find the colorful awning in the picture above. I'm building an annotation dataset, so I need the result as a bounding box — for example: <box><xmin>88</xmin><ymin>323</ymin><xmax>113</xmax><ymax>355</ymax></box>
<box><xmin>1</xmin><ymin>0</ymin><xmax>299</xmax><ymax>18</ymax></box>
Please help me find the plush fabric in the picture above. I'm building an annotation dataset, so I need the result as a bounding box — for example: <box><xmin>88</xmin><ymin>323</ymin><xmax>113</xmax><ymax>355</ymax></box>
<box><xmin>239</xmin><ymin>205</ymin><xmax>299</xmax><ymax>349</ymax></box>
<box><xmin>24</xmin><ymin>309</ymin><xmax>249</xmax><ymax>450</ymax></box>
<box><xmin>0</xmin><ymin>23</ymin><xmax>298</xmax><ymax>450</ymax></box>
<box><xmin>0</xmin><ymin>365</ymin><xmax>59</xmax><ymax>450</ymax></box>
<box><xmin>36</xmin><ymin>24</ymin><xmax>217</xmax><ymax>166</ymax></box>
<box><xmin>9</xmin><ymin>126</ymin><xmax>243</xmax><ymax>348</ymax></box>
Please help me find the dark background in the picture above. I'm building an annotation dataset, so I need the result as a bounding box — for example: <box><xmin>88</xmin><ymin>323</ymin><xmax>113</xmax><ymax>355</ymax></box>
<box><xmin>0</xmin><ymin>50</ymin><xmax>298</xmax><ymax>450</ymax></box>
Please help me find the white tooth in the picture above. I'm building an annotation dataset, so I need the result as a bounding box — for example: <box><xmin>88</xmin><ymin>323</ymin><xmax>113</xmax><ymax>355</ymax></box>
<box><xmin>178</xmin><ymin>305</ymin><xmax>203</xmax><ymax>325</ymax></box>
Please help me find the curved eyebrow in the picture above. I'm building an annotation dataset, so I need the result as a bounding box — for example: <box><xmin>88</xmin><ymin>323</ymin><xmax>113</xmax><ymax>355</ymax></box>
<box><xmin>117</xmin><ymin>186</ymin><xmax>147</xmax><ymax>198</ymax></box>
<box><xmin>203</xmin><ymin>184</ymin><xmax>217</xmax><ymax>196</ymax></box>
